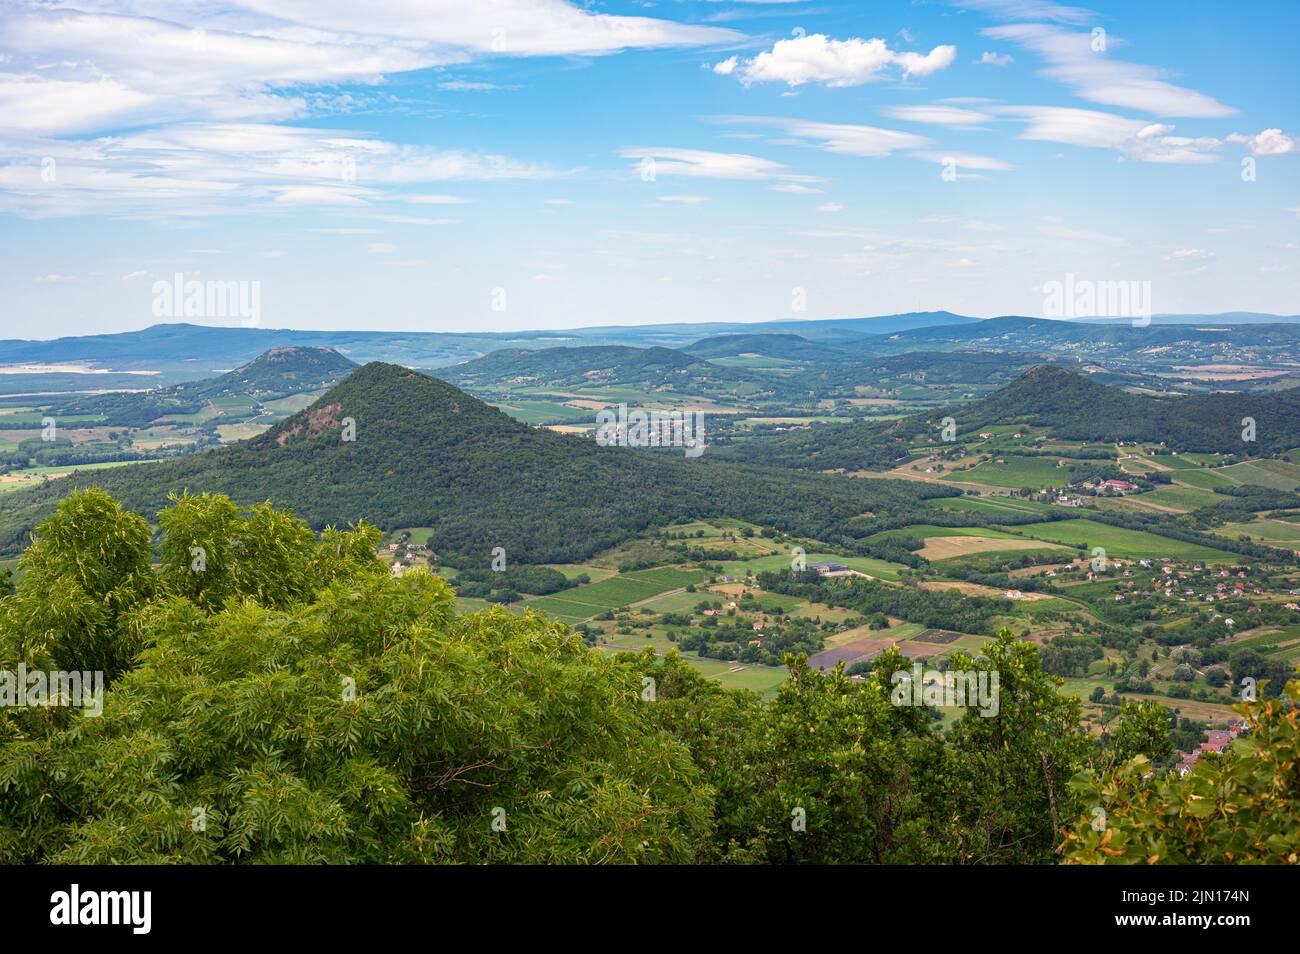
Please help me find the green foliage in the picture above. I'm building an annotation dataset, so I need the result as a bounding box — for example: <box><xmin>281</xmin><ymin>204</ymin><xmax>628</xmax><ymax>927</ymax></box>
<box><xmin>0</xmin><ymin>491</ymin><xmax>710</xmax><ymax>864</ymax></box>
<box><xmin>1061</xmin><ymin>684</ymin><xmax>1300</xmax><ymax>864</ymax></box>
<box><xmin>0</xmin><ymin>488</ymin><xmax>154</xmax><ymax>677</ymax></box>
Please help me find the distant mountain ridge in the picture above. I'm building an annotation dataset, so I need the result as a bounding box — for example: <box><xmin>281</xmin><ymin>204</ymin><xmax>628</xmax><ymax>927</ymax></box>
<box><xmin>5</xmin><ymin>311</ymin><xmax>1299</xmax><ymax>380</ymax></box>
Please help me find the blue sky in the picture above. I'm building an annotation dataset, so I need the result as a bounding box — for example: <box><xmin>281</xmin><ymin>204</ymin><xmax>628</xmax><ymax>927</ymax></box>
<box><xmin>1</xmin><ymin>0</ymin><xmax>1296</xmax><ymax>338</ymax></box>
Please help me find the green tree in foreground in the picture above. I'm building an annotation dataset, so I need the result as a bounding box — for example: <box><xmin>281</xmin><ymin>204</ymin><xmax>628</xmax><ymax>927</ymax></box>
<box><xmin>1</xmin><ymin>489</ymin><xmax>1293</xmax><ymax>864</ymax></box>
<box><xmin>0</xmin><ymin>490</ymin><xmax>709</xmax><ymax>863</ymax></box>
<box><xmin>1060</xmin><ymin>683</ymin><xmax>1299</xmax><ymax>864</ymax></box>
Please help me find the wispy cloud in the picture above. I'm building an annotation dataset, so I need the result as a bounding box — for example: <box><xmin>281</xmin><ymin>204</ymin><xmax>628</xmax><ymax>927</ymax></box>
<box><xmin>983</xmin><ymin>23</ymin><xmax>1235</xmax><ymax>117</ymax></box>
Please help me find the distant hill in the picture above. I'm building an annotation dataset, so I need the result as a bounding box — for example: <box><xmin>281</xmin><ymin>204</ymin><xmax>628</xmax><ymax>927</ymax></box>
<box><xmin>209</xmin><ymin>346</ymin><xmax>358</xmax><ymax>395</ymax></box>
<box><xmin>0</xmin><ymin>363</ymin><xmax>952</xmax><ymax>557</ymax></box>
<box><xmin>731</xmin><ymin>365</ymin><xmax>1300</xmax><ymax>471</ymax></box>
<box><xmin>683</xmin><ymin>334</ymin><xmax>853</xmax><ymax>363</ymax></box>
<box><xmin>877</xmin><ymin>317</ymin><xmax>1300</xmax><ymax>371</ymax></box>
<box><xmin>928</xmin><ymin>365</ymin><xmax>1300</xmax><ymax>452</ymax></box>
<box><xmin>54</xmin><ymin>347</ymin><xmax>358</xmax><ymax>427</ymax></box>
<box><xmin>433</xmin><ymin>343</ymin><xmax>812</xmax><ymax>408</ymax></box>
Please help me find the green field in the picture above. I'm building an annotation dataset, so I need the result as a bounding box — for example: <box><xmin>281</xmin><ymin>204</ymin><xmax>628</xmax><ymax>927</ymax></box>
<box><xmin>933</xmin><ymin>495</ymin><xmax>1059</xmax><ymax>517</ymax></box>
<box><xmin>867</xmin><ymin>524</ymin><xmax>1023</xmax><ymax>543</ymax></box>
<box><xmin>493</xmin><ymin>400</ymin><xmax>593</xmax><ymax>425</ymax></box>
<box><xmin>1015</xmin><ymin>519</ymin><xmax>1238</xmax><ymax>562</ymax></box>
<box><xmin>1169</xmin><ymin>468</ymin><xmax>1240</xmax><ymax>490</ymax></box>
<box><xmin>1219</xmin><ymin>459</ymin><xmax>1300</xmax><ymax>491</ymax></box>
<box><xmin>524</xmin><ymin>566</ymin><xmax>709</xmax><ymax>622</ymax></box>
<box><xmin>1137</xmin><ymin>485</ymin><xmax>1222</xmax><ymax>510</ymax></box>
<box><xmin>1214</xmin><ymin>519</ymin><xmax>1300</xmax><ymax>548</ymax></box>
<box><xmin>941</xmin><ymin>456</ymin><xmax>1079</xmax><ymax>488</ymax></box>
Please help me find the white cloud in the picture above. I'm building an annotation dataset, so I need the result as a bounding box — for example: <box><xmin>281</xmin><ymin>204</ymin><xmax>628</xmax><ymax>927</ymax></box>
<box><xmin>769</xmin><ymin>183</ymin><xmax>823</xmax><ymax>194</ymax></box>
<box><xmin>884</xmin><ymin>104</ymin><xmax>992</xmax><ymax>127</ymax></box>
<box><xmin>658</xmin><ymin>194</ymin><xmax>709</xmax><ymax>204</ymax></box>
<box><xmin>368</xmin><ymin>242</ymin><xmax>397</xmax><ymax>254</ymax></box>
<box><xmin>979</xmin><ymin>51</ymin><xmax>1013</xmax><ymax>66</ymax></box>
<box><xmin>716</xmin><ymin>34</ymin><xmax>956</xmax><ymax>88</ymax></box>
<box><xmin>983</xmin><ymin>24</ymin><xmax>1235</xmax><ymax>118</ymax></box>
<box><xmin>232</xmin><ymin>0</ymin><xmax>739</xmax><ymax>56</ymax></box>
<box><xmin>816</xmin><ymin>202</ymin><xmax>843</xmax><ymax>213</ymax></box>
<box><xmin>955</xmin><ymin>0</ymin><xmax>1094</xmax><ymax>23</ymax></box>
<box><xmin>621</xmin><ymin>146</ymin><xmax>791</xmax><ymax>180</ymax></box>
<box><xmin>0</xmin><ymin>122</ymin><xmax>553</xmax><ymax>218</ymax></box>
<box><xmin>716</xmin><ymin>116</ymin><xmax>930</xmax><ymax>158</ymax></box>
<box><xmin>1000</xmin><ymin>106</ymin><xmax>1222</xmax><ymax>163</ymax></box>
<box><xmin>1226</xmin><ymin>129</ymin><xmax>1296</xmax><ymax>156</ymax></box>
<box><xmin>911</xmin><ymin>151</ymin><xmax>1011</xmax><ymax>171</ymax></box>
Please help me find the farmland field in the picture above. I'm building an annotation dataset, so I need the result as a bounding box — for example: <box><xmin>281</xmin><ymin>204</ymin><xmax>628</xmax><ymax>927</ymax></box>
<box><xmin>918</xmin><ymin>536</ymin><xmax>1068</xmax><ymax>560</ymax></box>
<box><xmin>713</xmin><ymin>551</ymin><xmax>909</xmax><ymax>581</ymax></box>
<box><xmin>941</xmin><ymin>456</ymin><xmax>1081</xmax><ymax>488</ymax></box>
<box><xmin>524</xmin><ymin>566</ymin><xmax>709</xmax><ymax>622</ymax></box>
<box><xmin>1219</xmin><ymin>458</ymin><xmax>1300</xmax><ymax>491</ymax></box>
<box><xmin>1015</xmin><ymin>519</ymin><xmax>1238</xmax><ymax>561</ymax></box>
<box><xmin>933</xmin><ymin>495</ymin><xmax>1059</xmax><ymax>517</ymax></box>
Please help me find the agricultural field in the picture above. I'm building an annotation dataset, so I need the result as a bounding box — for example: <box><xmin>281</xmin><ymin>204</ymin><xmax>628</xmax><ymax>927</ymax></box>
<box><xmin>1015</xmin><ymin>518</ymin><xmax>1238</xmax><ymax>562</ymax></box>
<box><xmin>942</xmin><ymin>456</ymin><xmax>1082</xmax><ymax>489</ymax></box>
<box><xmin>1214</xmin><ymin>519</ymin><xmax>1300</xmax><ymax>550</ymax></box>
<box><xmin>713</xmin><ymin>551</ymin><xmax>909</xmax><ymax>581</ymax></box>
<box><xmin>524</xmin><ymin>566</ymin><xmax>709</xmax><ymax>623</ymax></box>
<box><xmin>918</xmin><ymin>536</ymin><xmax>1067</xmax><ymax>561</ymax></box>
<box><xmin>1219</xmin><ymin>458</ymin><xmax>1300</xmax><ymax>491</ymax></box>
<box><xmin>932</xmin><ymin>495</ymin><xmax>1060</xmax><ymax>517</ymax></box>
<box><xmin>1134</xmin><ymin>484</ymin><xmax>1222</xmax><ymax>510</ymax></box>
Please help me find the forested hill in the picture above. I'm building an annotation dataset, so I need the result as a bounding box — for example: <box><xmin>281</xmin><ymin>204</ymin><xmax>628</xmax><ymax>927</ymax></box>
<box><xmin>207</xmin><ymin>346</ymin><xmax>357</xmax><ymax>394</ymax></box>
<box><xmin>0</xmin><ymin>362</ymin><xmax>952</xmax><ymax>558</ymax></box>
<box><xmin>925</xmin><ymin>365</ymin><xmax>1300</xmax><ymax>451</ymax></box>
<box><xmin>54</xmin><ymin>346</ymin><xmax>358</xmax><ymax>427</ymax></box>
<box><xmin>729</xmin><ymin>365</ymin><xmax>1300</xmax><ymax>471</ymax></box>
